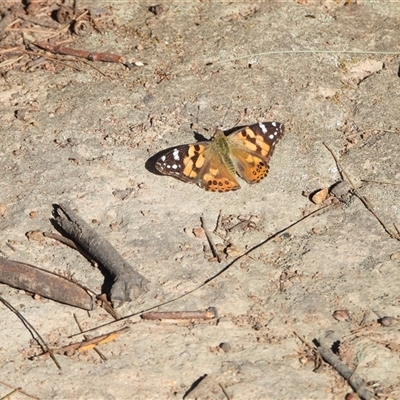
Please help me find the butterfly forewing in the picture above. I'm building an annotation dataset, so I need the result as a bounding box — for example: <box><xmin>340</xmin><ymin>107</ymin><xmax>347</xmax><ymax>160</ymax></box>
<box><xmin>155</xmin><ymin>142</ymin><xmax>209</xmax><ymax>183</ymax></box>
<box><xmin>155</xmin><ymin>140</ymin><xmax>240</xmax><ymax>191</ymax></box>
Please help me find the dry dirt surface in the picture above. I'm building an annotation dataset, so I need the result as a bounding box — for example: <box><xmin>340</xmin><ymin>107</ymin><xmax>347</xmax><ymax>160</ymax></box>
<box><xmin>1</xmin><ymin>1</ymin><xmax>400</xmax><ymax>399</ymax></box>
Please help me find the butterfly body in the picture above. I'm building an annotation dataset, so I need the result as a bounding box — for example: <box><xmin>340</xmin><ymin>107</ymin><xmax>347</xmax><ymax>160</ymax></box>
<box><xmin>155</xmin><ymin>122</ymin><xmax>284</xmax><ymax>192</ymax></box>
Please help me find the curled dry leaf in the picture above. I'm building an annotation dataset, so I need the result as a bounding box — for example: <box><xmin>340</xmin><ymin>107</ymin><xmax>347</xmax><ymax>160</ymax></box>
<box><xmin>26</xmin><ymin>230</ymin><xmax>45</xmax><ymax>242</ymax></box>
<box><xmin>0</xmin><ymin>203</ymin><xmax>7</xmax><ymax>217</ymax></box>
<box><xmin>311</xmin><ymin>188</ymin><xmax>329</xmax><ymax>204</ymax></box>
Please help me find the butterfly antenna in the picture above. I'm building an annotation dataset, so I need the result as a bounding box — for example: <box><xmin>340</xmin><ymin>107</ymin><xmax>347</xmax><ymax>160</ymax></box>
<box><xmin>220</xmin><ymin>101</ymin><xmax>233</xmax><ymax>130</ymax></box>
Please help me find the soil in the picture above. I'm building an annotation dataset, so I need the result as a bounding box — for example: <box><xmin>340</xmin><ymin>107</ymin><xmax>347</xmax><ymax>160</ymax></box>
<box><xmin>1</xmin><ymin>1</ymin><xmax>400</xmax><ymax>399</ymax></box>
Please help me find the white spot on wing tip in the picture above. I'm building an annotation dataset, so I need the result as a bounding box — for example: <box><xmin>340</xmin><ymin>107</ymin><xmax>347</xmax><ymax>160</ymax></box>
<box><xmin>173</xmin><ymin>148</ymin><xmax>180</xmax><ymax>161</ymax></box>
<box><xmin>259</xmin><ymin>122</ymin><xmax>267</xmax><ymax>134</ymax></box>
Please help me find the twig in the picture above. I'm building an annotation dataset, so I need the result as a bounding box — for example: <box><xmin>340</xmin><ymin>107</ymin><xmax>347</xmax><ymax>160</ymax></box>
<box><xmin>41</xmin><ymin>327</ymin><xmax>129</xmax><ymax>357</ymax></box>
<box><xmin>141</xmin><ymin>307</ymin><xmax>217</xmax><ymax>321</ymax></box>
<box><xmin>323</xmin><ymin>142</ymin><xmax>400</xmax><ymax>240</ymax></box>
<box><xmin>0</xmin><ymin>295</ymin><xmax>61</xmax><ymax>370</ymax></box>
<box><xmin>35</xmin><ymin>41</ymin><xmax>124</xmax><ymax>63</ymax></box>
<box><xmin>0</xmin><ymin>381</ymin><xmax>38</xmax><ymax>400</ymax></box>
<box><xmin>24</xmin><ymin>50</ymin><xmax>83</xmax><ymax>71</ymax></box>
<box><xmin>0</xmin><ymin>47</ymin><xmax>21</xmax><ymax>55</ymax></box>
<box><xmin>73</xmin><ymin>314</ymin><xmax>107</xmax><ymax>361</ymax></box>
<box><xmin>293</xmin><ymin>330</ymin><xmax>314</xmax><ymax>350</ymax></box>
<box><xmin>361</xmin><ymin>179</ymin><xmax>400</xmax><ymax>186</ymax></box>
<box><xmin>0</xmin><ymin>56</ymin><xmax>24</xmax><ymax>68</ymax></box>
<box><xmin>96</xmin><ymin>293</ymin><xmax>119</xmax><ymax>320</ymax></box>
<box><xmin>200</xmin><ymin>215</ymin><xmax>222</xmax><ymax>262</ymax></box>
<box><xmin>316</xmin><ymin>332</ymin><xmax>375</xmax><ymax>400</ymax></box>
<box><xmin>0</xmin><ymin>388</ymin><xmax>19</xmax><ymax>399</ymax></box>
<box><xmin>219</xmin><ymin>383</ymin><xmax>231</xmax><ymax>400</ymax></box>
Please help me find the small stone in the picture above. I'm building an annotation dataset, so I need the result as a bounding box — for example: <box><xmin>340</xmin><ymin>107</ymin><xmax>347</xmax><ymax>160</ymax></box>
<box><xmin>193</xmin><ymin>227</ymin><xmax>206</xmax><ymax>238</ymax></box>
<box><xmin>345</xmin><ymin>393</ymin><xmax>360</xmax><ymax>400</ymax></box>
<box><xmin>378</xmin><ymin>316</ymin><xmax>392</xmax><ymax>327</ymax></box>
<box><xmin>219</xmin><ymin>342</ymin><xmax>231</xmax><ymax>353</ymax></box>
<box><xmin>29</xmin><ymin>211</ymin><xmax>38</xmax><ymax>219</ymax></box>
<box><xmin>330</xmin><ymin>180</ymin><xmax>351</xmax><ymax>199</ymax></box>
<box><xmin>390</xmin><ymin>252</ymin><xmax>399</xmax><ymax>260</ymax></box>
<box><xmin>311</xmin><ymin>227</ymin><xmax>323</xmax><ymax>235</ymax></box>
<box><xmin>149</xmin><ymin>4</ymin><xmax>168</xmax><ymax>15</ymax></box>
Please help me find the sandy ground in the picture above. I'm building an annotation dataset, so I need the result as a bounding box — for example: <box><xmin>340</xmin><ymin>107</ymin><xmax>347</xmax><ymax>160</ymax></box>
<box><xmin>1</xmin><ymin>1</ymin><xmax>400</xmax><ymax>399</ymax></box>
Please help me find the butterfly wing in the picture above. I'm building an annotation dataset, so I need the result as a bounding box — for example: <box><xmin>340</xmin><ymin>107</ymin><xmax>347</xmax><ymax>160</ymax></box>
<box><xmin>155</xmin><ymin>141</ymin><xmax>240</xmax><ymax>192</ymax></box>
<box><xmin>228</xmin><ymin>122</ymin><xmax>284</xmax><ymax>184</ymax></box>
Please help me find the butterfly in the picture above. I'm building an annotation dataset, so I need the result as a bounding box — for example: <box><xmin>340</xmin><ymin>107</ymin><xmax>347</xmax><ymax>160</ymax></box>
<box><xmin>154</xmin><ymin>122</ymin><xmax>284</xmax><ymax>192</ymax></box>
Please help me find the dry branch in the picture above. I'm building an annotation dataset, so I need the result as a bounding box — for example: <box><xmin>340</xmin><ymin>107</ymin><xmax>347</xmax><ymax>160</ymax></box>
<box><xmin>0</xmin><ymin>295</ymin><xmax>61</xmax><ymax>370</ymax></box>
<box><xmin>323</xmin><ymin>142</ymin><xmax>400</xmax><ymax>240</ymax></box>
<box><xmin>35</xmin><ymin>41</ymin><xmax>124</xmax><ymax>63</ymax></box>
<box><xmin>40</xmin><ymin>327</ymin><xmax>129</xmax><ymax>358</ymax></box>
<box><xmin>200</xmin><ymin>216</ymin><xmax>222</xmax><ymax>262</ymax></box>
<box><xmin>53</xmin><ymin>203</ymin><xmax>149</xmax><ymax>307</ymax></box>
<box><xmin>141</xmin><ymin>307</ymin><xmax>217</xmax><ymax>321</ymax></box>
<box><xmin>316</xmin><ymin>332</ymin><xmax>375</xmax><ymax>400</ymax></box>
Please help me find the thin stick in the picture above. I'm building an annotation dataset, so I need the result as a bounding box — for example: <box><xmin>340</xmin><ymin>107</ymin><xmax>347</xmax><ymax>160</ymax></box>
<box><xmin>211</xmin><ymin>49</ymin><xmax>400</xmax><ymax>64</ymax></box>
<box><xmin>0</xmin><ymin>380</ymin><xmax>39</xmax><ymax>400</ymax></box>
<box><xmin>293</xmin><ymin>330</ymin><xmax>314</xmax><ymax>350</ymax></box>
<box><xmin>141</xmin><ymin>307</ymin><xmax>217</xmax><ymax>321</ymax></box>
<box><xmin>200</xmin><ymin>216</ymin><xmax>222</xmax><ymax>262</ymax></box>
<box><xmin>24</xmin><ymin>50</ymin><xmax>83</xmax><ymax>72</ymax></box>
<box><xmin>0</xmin><ymin>295</ymin><xmax>61</xmax><ymax>370</ymax></box>
<box><xmin>35</xmin><ymin>41</ymin><xmax>124</xmax><ymax>63</ymax></box>
<box><xmin>361</xmin><ymin>179</ymin><xmax>400</xmax><ymax>186</ymax></box>
<box><xmin>0</xmin><ymin>47</ymin><xmax>21</xmax><ymax>55</ymax></box>
<box><xmin>219</xmin><ymin>383</ymin><xmax>231</xmax><ymax>400</ymax></box>
<box><xmin>0</xmin><ymin>56</ymin><xmax>24</xmax><ymax>68</ymax></box>
<box><xmin>73</xmin><ymin>314</ymin><xmax>107</xmax><ymax>361</ymax></box>
<box><xmin>0</xmin><ymin>388</ymin><xmax>19</xmax><ymax>399</ymax></box>
<box><xmin>42</xmin><ymin>327</ymin><xmax>129</xmax><ymax>356</ymax></box>
<box><xmin>70</xmin><ymin>205</ymin><xmax>329</xmax><ymax>337</ymax></box>
<box><xmin>323</xmin><ymin>142</ymin><xmax>400</xmax><ymax>240</ymax></box>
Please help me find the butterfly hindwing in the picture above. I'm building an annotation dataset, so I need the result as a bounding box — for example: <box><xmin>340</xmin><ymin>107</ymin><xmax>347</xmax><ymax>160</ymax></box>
<box><xmin>228</xmin><ymin>122</ymin><xmax>284</xmax><ymax>184</ymax></box>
